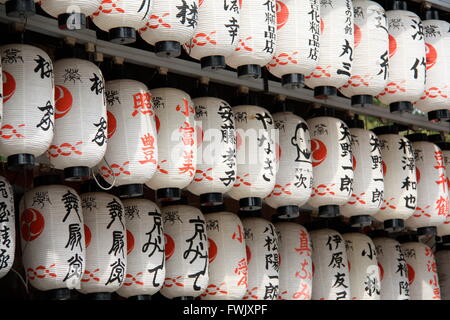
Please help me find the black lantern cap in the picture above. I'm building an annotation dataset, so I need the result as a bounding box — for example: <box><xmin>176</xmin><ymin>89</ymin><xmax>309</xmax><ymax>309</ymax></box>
<box><xmin>425</xmin><ymin>9</ymin><xmax>440</xmax><ymax>20</ymax></box>
<box><xmin>239</xmin><ymin>197</ymin><xmax>262</xmax><ymax>211</ymax></box>
<box><xmin>5</xmin><ymin>0</ymin><xmax>35</xmax><ymax>18</ymax></box>
<box><xmin>109</xmin><ymin>27</ymin><xmax>136</xmax><ymax>45</ymax></box>
<box><xmin>349</xmin><ymin>215</ymin><xmax>372</xmax><ymax>228</ymax></box>
<box><xmin>318</xmin><ymin>205</ymin><xmax>340</xmax><ymax>218</ymax></box>
<box><xmin>201</xmin><ymin>55</ymin><xmax>226</xmax><ymax>71</ymax></box>
<box><xmin>372</xmin><ymin>125</ymin><xmax>400</xmax><ymax>135</ymax></box>
<box><xmin>390</xmin><ymin>101</ymin><xmax>413</xmax><ymax>113</ymax></box>
<box><xmin>428</xmin><ymin>110</ymin><xmax>450</xmax><ymax>122</ymax></box>
<box><xmin>282</xmin><ymin>74</ymin><xmax>304</xmax><ymax>89</ymax></box>
<box><xmin>156</xmin><ymin>188</ymin><xmax>182</xmax><ymax>202</ymax></box>
<box><xmin>64</xmin><ymin>166</ymin><xmax>90</xmax><ymax>182</ymax></box>
<box><xmin>314</xmin><ymin>86</ymin><xmax>337</xmax><ymax>99</ymax></box>
<box><xmin>417</xmin><ymin>226</ymin><xmax>437</xmax><ymax>236</ymax></box>
<box><xmin>47</xmin><ymin>288</ymin><xmax>71</xmax><ymax>301</ymax></box>
<box><xmin>118</xmin><ymin>184</ymin><xmax>144</xmax><ymax>199</ymax></box>
<box><xmin>351</xmin><ymin>95</ymin><xmax>373</xmax><ymax>107</ymax></box>
<box><xmin>237</xmin><ymin>65</ymin><xmax>261</xmax><ymax>79</ymax></box>
<box><xmin>200</xmin><ymin>193</ymin><xmax>223</xmax><ymax>207</ymax></box>
<box><xmin>7</xmin><ymin>153</ymin><xmax>35</xmax><ymax>170</ymax></box>
<box><xmin>391</xmin><ymin>0</ymin><xmax>408</xmax><ymax>10</ymax></box>
<box><xmin>273</xmin><ymin>205</ymin><xmax>300</xmax><ymax>220</ymax></box>
<box><xmin>384</xmin><ymin>219</ymin><xmax>405</xmax><ymax>233</ymax></box>
<box><xmin>155</xmin><ymin>41</ymin><xmax>181</xmax><ymax>58</ymax></box>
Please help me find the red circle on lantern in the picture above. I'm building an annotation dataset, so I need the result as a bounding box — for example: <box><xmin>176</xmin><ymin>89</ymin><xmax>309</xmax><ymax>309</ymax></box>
<box><xmin>354</xmin><ymin>24</ymin><xmax>362</xmax><ymax>48</ymax></box>
<box><xmin>348</xmin><ymin>260</ymin><xmax>351</xmax><ymax>272</ymax></box>
<box><xmin>239</xmin><ymin>0</ymin><xmax>242</xmax><ymax>8</ymax></box>
<box><xmin>425</xmin><ymin>43</ymin><xmax>437</xmax><ymax>70</ymax></box>
<box><xmin>165</xmin><ymin>233</ymin><xmax>175</xmax><ymax>261</ymax></box>
<box><xmin>196</xmin><ymin>125</ymin><xmax>204</xmax><ymax>146</ymax></box>
<box><xmin>312</xmin><ymin>262</ymin><xmax>315</xmax><ymax>277</ymax></box>
<box><xmin>21</xmin><ymin>208</ymin><xmax>45</xmax><ymax>242</ymax></box>
<box><xmin>2</xmin><ymin>71</ymin><xmax>16</xmax><ymax>103</ymax></box>
<box><xmin>84</xmin><ymin>224</ymin><xmax>92</xmax><ymax>248</ymax></box>
<box><xmin>389</xmin><ymin>34</ymin><xmax>397</xmax><ymax>58</ymax></box>
<box><xmin>127</xmin><ymin>230</ymin><xmax>135</xmax><ymax>255</ymax></box>
<box><xmin>155</xmin><ymin>115</ymin><xmax>161</xmax><ymax>134</ymax></box>
<box><xmin>199</xmin><ymin>0</ymin><xmax>204</xmax><ymax>6</ymax></box>
<box><xmin>352</xmin><ymin>155</ymin><xmax>357</xmax><ymax>170</ymax></box>
<box><xmin>416</xmin><ymin>168</ymin><xmax>421</xmax><ymax>184</ymax></box>
<box><xmin>378</xmin><ymin>263</ymin><xmax>384</xmax><ymax>281</ymax></box>
<box><xmin>275</xmin><ymin>143</ymin><xmax>281</xmax><ymax>163</ymax></box>
<box><xmin>54</xmin><ymin>85</ymin><xmax>73</xmax><ymax>119</ymax></box>
<box><xmin>236</xmin><ymin>131</ymin><xmax>242</xmax><ymax>150</ymax></box>
<box><xmin>320</xmin><ymin>18</ymin><xmax>325</xmax><ymax>34</ymax></box>
<box><xmin>276</xmin><ymin>1</ymin><xmax>289</xmax><ymax>30</ymax></box>
<box><xmin>311</xmin><ymin>139</ymin><xmax>327</xmax><ymax>167</ymax></box>
<box><xmin>107</xmin><ymin>111</ymin><xmax>117</xmax><ymax>139</ymax></box>
<box><xmin>382</xmin><ymin>161</ymin><xmax>387</xmax><ymax>176</ymax></box>
<box><xmin>246</xmin><ymin>245</ymin><xmax>252</xmax><ymax>264</ymax></box>
<box><xmin>208</xmin><ymin>238</ymin><xmax>218</xmax><ymax>263</ymax></box>
<box><xmin>407</xmin><ymin>263</ymin><xmax>415</xmax><ymax>285</ymax></box>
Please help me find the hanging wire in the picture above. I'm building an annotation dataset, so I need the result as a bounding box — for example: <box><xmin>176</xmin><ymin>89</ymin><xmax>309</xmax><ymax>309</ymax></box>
<box><xmin>91</xmin><ymin>158</ymin><xmax>116</xmax><ymax>191</ymax></box>
<box><xmin>10</xmin><ymin>267</ymin><xmax>29</xmax><ymax>295</ymax></box>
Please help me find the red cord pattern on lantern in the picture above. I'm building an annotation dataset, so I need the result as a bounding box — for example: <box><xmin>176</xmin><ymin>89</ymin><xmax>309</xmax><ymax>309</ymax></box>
<box><xmin>347</xmin><ymin>193</ymin><xmax>367</xmax><ymax>205</ymax></box>
<box><xmin>47</xmin><ymin>142</ymin><xmax>83</xmax><ymax>158</ymax></box>
<box><xmin>140</xmin><ymin>13</ymin><xmax>172</xmax><ymax>31</ymax></box>
<box><xmin>185</xmin><ymin>32</ymin><xmax>217</xmax><ymax>49</ymax></box>
<box><xmin>82</xmin><ymin>269</ymin><xmax>101</xmax><ymax>282</ymax></box>
<box><xmin>267</xmin><ymin>183</ymin><xmax>293</xmax><ymax>197</ymax></box>
<box><xmin>379</xmin><ymin>198</ymin><xmax>397</xmax><ymax>211</ymax></box>
<box><xmin>341</xmin><ymin>75</ymin><xmax>371</xmax><ymax>88</ymax></box>
<box><xmin>267</xmin><ymin>52</ymin><xmax>299</xmax><ymax>68</ymax></box>
<box><xmin>193</xmin><ymin>168</ymin><xmax>214</xmax><ymax>182</ymax></box>
<box><xmin>233</xmin><ymin>174</ymin><xmax>252</xmax><ymax>187</ymax></box>
<box><xmin>417</xmin><ymin>86</ymin><xmax>449</xmax><ymax>101</ymax></box>
<box><xmin>92</xmin><ymin>0</ymin><xmax>125</xmax><ymax>17</ymax></box>
<box><xmin>235</xmin><ymin>37</ymin><xmax>253</xmax><ymax>52</ymax></box>
<box><xmin>157</xmin><ymin>160</ymin><xmax>169</xmax><ymax>174</ymax></box>
<box><xmin>243</xmin><ymin>287</ymin><xmax>259</xmax><ymax>300</ymax></box>
<box><xmin>0</xmin><ymin>124</ymin><xmax>25</xmax><ymax>139</ymax></box>
<box><xmin>310</xmin><ymin>184</ymin><xmax>336</xmax><ymax>197</ymax></box>
<box><xmin>413</xmin><ymin>205</ymin><xmax>432</xmax><ymax>218</ymax></box>
<box><xmin>377</xmin><ymin>81</ymin><xmax>406</xmax><ymax>97</ymax></box>
<box><xmin>123</xmin><ymin>273</ymin><xmax>144</xmax><ymax>286</ymax></box>
<box><xmin>27</xmin><ymin>264</ymin><xmax>57</xmax><ymax>280</ymax></box>
<box><xmin>164</xmin><ymin>276</ymin><xmax>185</xmax><ymax>288</ymax></box>
<box><xmin>200</xmin><ymin>282</ymin><xmax>228</xmax><ymax>297</ymax></box>
<box><xmin>305</xmin><ymin>66</ymin><xmax>332</xmax><ymax>79</ymax></box>
<box><xmin>100</xmin><ymin>161</ymin><xmax>131</xmax><ymax>178</ymax></box>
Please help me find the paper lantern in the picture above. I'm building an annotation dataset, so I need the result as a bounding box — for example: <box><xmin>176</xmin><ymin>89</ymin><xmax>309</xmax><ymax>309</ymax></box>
<box><xmin>91</xmin><ymin>0</ymin><xmax>151</xmax><ymax>44</ymax></box>
<box><xmin>405</xmin><ymin>134</ymin><xmax>448</xmax><ymax>236</ymax></box>
<box><xmin>339</xmin><ymin>0</ymin><xmax>389</xmax><ymax>106</ymax></box>
<box><xmin>376</xmin><ymin>3</ymin><xmax>426</xmax><ymax>113</ymax></box>
<box><xmin>20</xmin><ymin>176</ymin><xmax>85</xmax><ymax>299</ymax></box>
<box><xmin>187</xmin><ymin>97</ymin><xmax>236</xmax><ymax>206</ymax></box>
<box><xmin>310</xmin><ymin>228</ymin><xmax>350</xmax><ymax>300</ymax></box>
<box><xmin>434</xmin><ymin>141</ymin><xmax>450</xmax><ymax>241</ymax></box>
<box><xmin>373</xmin><ymin>237</ymin><xmax>410</xmax><ymax>300</ymax></box>
<box><xmin>0</xmin><ymin>44</ymin><xmax>54</xmax><ymax>169</ymax></box>
<box><xmin>414</xmin><ymin>13</ymin><xmax>450</xmax><ymax>121</ymax></box>
<box><xmin>145</xmin><ymin>88</ymin><xmax>197</xmax><ymax>201</ymax></box>
<box><xmin>227</xmin><ymin>105</ymin><xmax>276</xmax><ymax>211</ymax></box>
<box><xmin>266</xmin><ymin>0</ymin><xmax>319</xmax><ymax>88</ymax></box>
<box><xmin>184</xmin><ymin>0</ymin><xmax>240</xmax><ymax>70</ymax></box>
<box><xmin>139</xmin><ymin>0</ymin><xmax>199</xmax><ymax>58</ymax></box>
<box><xmin>304</xmin><ymin>0</ymin><xmax>354</xmax><ymax>99</ymax></box>
<box><xmin>373</xmin><ymin>127</ymin><xmax>417</xmax><ymax>232</ymax></box>
<box><xmin>1</xmin><ymin>0</ymin><xmax>36</xmax><ymax>18</ymax></box>
<box><xmin>436</xmin><ymin>248</ymin><xmax>450</xmax><ymax>300</ymax></box>
<box><xmin>40</xmin><ymin>0</ymin><xmax>102</xmax><ymax>30</ymax></box>
<box><xmin>116</xmin><ymin>199</ymin><xmax>165</xmax><ymax>299</ymax></box>
<box><xmin>265</xmin><ymin>112</ymin><xmax>312</xmax><ymax>219</ymax></box>
<box><xmin>160</xmin><ymin>204</ymin><xmax>209</xmax><ymax>299</ymax></box>
<box><xmin>275</xmin><ymin>222</ymin><xmax>312</xmax><ymax>300</ymax></box>
<box><xmin>0</xmin><ymin>176</ymin><xmax>15</xmax><ymax>280</ymax></box>
<box><xmin>401</xmin><ymin>241</ymin><xmax>441</xmax><ymax>300</ymax></box>
<box><xmin>241</xmin><ymin>217</ymin><xmax>279</xmax><ymax>300</ymax></box>
<box><xmin>341</xmin><ymin>123</ymin><xmax>384</xmax><ymax>227</ymax></box>
<box><xmin>225</xmin><ymin>0</ymin><xmax>277</xmax><ymax>79</ymax></box>
<box><xmin>343</xmin><ymin>232</ymin><xmax>380</xmax><ymax>300</ymax></box>
<box><xmin>50</xmin><ymin>58</ymin><xmax>107</xmax><ymax>182</ymax></box>
<box><xmin>101</xmin><ymin>79</ymin><xmax>158</xmax><ymax>198</ymax></box>
<box><xmin>200</xmin><ymin>210</ymin><xmax>247</xmax><ymax>300</ymax></box>
<box><xmin>79</xmin><ymin>191</ymin><xmax>127</xmax><ymax>298</ymax></box>
<box><xmin>306</xmin><ymin>116</ymin><xmax>353</xmax><ymax>218</ymax></box>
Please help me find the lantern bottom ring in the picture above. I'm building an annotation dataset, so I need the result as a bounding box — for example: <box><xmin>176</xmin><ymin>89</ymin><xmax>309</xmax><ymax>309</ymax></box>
<box><xmin>391</xmin><ymin>0</ymin><xmax>408</xmax><ymax>11</ymax></box>
<box><xmin>155</xmin><ymin>41</ymin><xmax>181</xmax><ymax>58</ymax></box>
<box><xmin>7</xmin><ymin>153</ymin><xmax>35</xmax><ymax>171</ymax></box>
<box><xmin>109</xmin><ymin>27</ymin><xmax>137</xmax><ymax>45</ymax></box>
<box><xmin>314</xmin><ymin>86</ymin><xmax>337</xmax><ymax>100</ymax></box>
<box><xmin>417</xmin><ymin>226</ymin><xmax>437</xmax><ymax>237</ymax></box>
<box><xmin>351</xmin><ymin>95</ymin><xmax>373</xmax><ymax>108</ymax></box>
<box><xmin>86</xmin><ymin>292</ymin><xmax>112</xmax><ymax>300</ymax></box>
<box><xmin>274</xmin><ymin>205</ymin><xmax>300</xmax><ymax>221</ymax></box>
<box><xmin>118</xmin><ymin>183</ymin><xmax>144</xmax><ymax>199</ymax></box>
<box><xmin>239</xmin><ymin>197</ymin><xmax>262</xmax><ymax>212</ymax></box>
<box><xmin>57</xmin><ymin>13</ymin><xmax>87</xmax><ymax>31</ymax></box>
<box><xmin>201</xmin><ymin>56</ymin><xmax>226</xmax><ymax>71</ymax></box>
<box><xmin>349</xmin><ymin>215</ymin><xmax>372</xmax><ymax>228</ymax></box>
<box><xmin>64</xmin><ymin>166</ymin><xmax>90</xmax><ymax>182</ymax></box>
<box><xmin>237</xmin><ymin>64</ymin><xmax>261</xmax><ymax>80</ymax></box>
<box><xmin>282</xmin><ymin>74</ymin><xmax>305</xmax><ymax>90</ymax></box>
<box><xmin>156</xmin><ymin>187</ymin><xmax>182</xmax><ymax>202</ymax></box>
<box><xmin>128</xmin><ymin>294</ymin><xmax>152</xmax><ymax>301</ymax></box>
<box><xmin>384</xmin><ymin>218</ymin><xmax>405</xmax><ymax>233</ymax></box>
<box><xmin>46</xmin><ymin>288</ymin><xmax>71</xmax><ymax>301</ymax></box>
<box><xmin>200</xmin><ymin>192</ymin><xmax>223</xmax><ymax>207</ymax></box>
<box><xmin>428</xmin><ymin>109</ymin><xmax>450</xmax><ymax>123</ymax></box>
<box><xmin>318</xmin><ymin>205</ymin><xmax>340</xmax><ymax>218</ymax></box>
<box><xmin>441</xmin><ymin>235</ymin><xmax>450</xmax><ymax>245</ymax></box>
<box><xmin>173</xmin><ymin>296</ymin><xmax>195</xmax><ymax>301</ymax></box>
<box><xmin>5</xmin><ymin>0</ymin><xmax>35</xmax><ymax>18</ymax></box>
<box><xmin>390</xmin><ymin>101</ymin><xmax>413</xmax><ymax>114</ymax></box>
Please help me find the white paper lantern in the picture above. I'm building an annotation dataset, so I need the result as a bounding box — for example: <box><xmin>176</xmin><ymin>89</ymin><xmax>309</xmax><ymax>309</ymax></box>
<box><xmin>310</xmin><ymin>228</ymin><xmax>351</xmax><ymax>300</ymax></box>
<box><xmin>1</xmin><ymin>0</ymin><xmax>36</xmax><ymax>18</ymax></box>
<box><xmin>0</xmin><ymin>176</ymin><xmax>15</xmax><ymax>280</ymax></box>
<box><xmin>304</xmin><ymin>0</ymin><xmax>354</xmax><ymax>99</ymax></box>
<box><xmin>200</xmin><ymin>211</ymin><xmax>247</xmax><ymax>300</ymax></box>
<box><xmin>373</xmin><ymin>237</ymin><xmax>410</xmax><ymax>300</ymax></box>
<box><xmin>227</xmin><ymin>105</ymin><xmax>276</xmax><ymax>211</ymax></box>
<box><xmin>160</xmin><ymin>204</ymin><xmax>209</xmax><ymax>299</ymax></box>
<box><xmin>265</xmin><ymin>112</ymin><xmax>312</xmax><ymax>219</ymax></box>
<box><xmin>306</xmin><ymin>116</ymin><xmax>353</xmax><ymax>218</ymax></box>
<box><xmin>436</xmin><ymin>249</ymin><xmax>450</xmax><ymax>300</ymax></box>
<box><xmin>50</xmin><ymin>58</ymin><xmax>107</xmax><ymax>182</ymax></box>
<box><xmin>20</xmin><ymin>180</ymin><xmax>85</xmax><ymax>297</ymax></box>
<box><xmin>402</xmin><ymin>241</ymin><xmax>441</xmax><ymax>300</ymax></box>
<box><xmin>187</xmin><ymin>97</ymin><xmax>236</xmax><ymax>206</ymax></box>
<box><xmin>339</xmin><ymin>0</ymin><xmax>389</xmax><ymax>106</ymax></box>
<box><xmin>373</xmin><ymin>129</ymin><xmax>417</xmax><ymax>232</ymax></box>
<box><xmin>414</xmin><ymin>17</ymin><xmax>450</xmax><ymax>121</ymax></box>
<box><xmin>0</xmin><ymin>44</ymin><xmax>54</xmax><ymax>168</ymax></box>
<box><xmin>139</xmin><ymin>0</ymin><xmax>199</xmax><ymax>58</ymax></box>
<box><xmin>241</xmin><ymin>217</ymin><xmax>279</xmax><ymax>300</ymax></box>
<box><xmin>225</xmin><ymin>0</ymin><xmax>277</xmax><ymax>79</ymax></box>
<box><xmin>275</xmin><ymin>222</ymin><xmax>312</xmax><ymax>300</ymax></box>
<box><xmin>145</xmin><ymin>88</ymin><xmax>197</xmax><ymax>201</ymax></box>
<box><xmin>116</xmin><ymin>199</ymin><xmax>165</xmax><ymax>299</ymax></box>
<box><xmin>91</xmin><ymin>0</ymin><xmax>151</xmax><ymax>44</ymax></box>
<box><xmin>376</xmin><ymin>7</ymin><xmax>426</xmax><ymax>113</ymax></box>
<box><xmin>405</xmin><ymin>137</ymin><xmax>448</xmax><ymax>235</ymax></box>
<box><xmin>266</xmin><ymin>0</ymin><xmax>319</xmax><ymax>88</ymax></box>
<box><xmin>79</xmin><ymin>192</ymin><xmax>127</xmax><ymax>297</ymax></box>
<box><xmin>341</xmin><ymin>126</ymin><xmax>384</xmax><ymax>226</ymax></box>
<box><xmin>40</xmin><ymin>0</ymin><xmax>102</xmax><ymax>30</ymax></box>
<box><xmin>101</xmin><ymin>79</ymin><xmax>158</xmax><ymax>198</ymax></box>
<box><xmin>435</xmin><ymin>142</ymin><xmax>450</xmax><ymax>239</ymax></box>
<box><xmin>343</xmin><ymin>232</ymin><xmax>380</xmax><ymax>300</ymax></box>
<box><xmin>184</xmin><ymin>0</ymin><xmax>240</xmax><ymax>70</ymax></box>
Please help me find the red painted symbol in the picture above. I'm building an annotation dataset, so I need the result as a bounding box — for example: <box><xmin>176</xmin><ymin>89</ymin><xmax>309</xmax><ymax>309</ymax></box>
<box><xmin>425</xmin><ymin>43</ymin><xmax>437</xmax><ymax>70</ymax></box>
<box><xmin>232</xmin><ymin>225</ymin><xmax>244</xmax><ymax>243</ymax></box>
<box><xmin>243</xmin><ymin>287</ymin><xmax>259</xmax><ymax>300</ymax></box>
<box><xmin>196</xmin><ymin>125</ymin><xmax>204</xmax><ymax>146</ymax></box>
<box><xmin>2</xmin><ymin>71</ymin><xmax>16</xmax><ymax>103</ymax></box>
<box><xmin>194</xmin><ymin>168</ymin><xmax>214</xmax><ymax>182</ymax></box>
<box><xmin>233</xmin><ymin>174</ymin><xmax>252</xmax><ymax>187</ymax></box>
<box><xmin>235</xmin><ymin>37</ymin><xmax>253</xmax><ymax>52</ymax></box>
<box><xmin>82</xmin><ymin>269</ymin><xmax>100</xmax><ymax>282</ymax></box>
<box><xmin>407</xmin><ymin>264</ymin><xmax>415</xmax><ymax>285</ymax></box>
<box><xmin>200</xmin><ymin>282</ymin><xmax>228</xmax><ymax>297</ymax></box>
<box><xmin>320</xmin><ymin>18</ymin><xmax>324</xmax><ymax>34</ymax></box>
<box><xmin>155</xmin><ymin>115</ymin><xmax>161</xmax><ymax>133</ymax></box>
<box><xmin>84</xmin><ymin>224</ymin><xmax>92</xmax><ymax>249</ymax></box>
<box><xmin>176</xmin><ymin>98</ymin><xmax>194</xmax><ymax>116</ymax></box>
<box><xmin>352</xmin><ymin>155</ymin><xmax>357</xmax><ymax>170</ymax></box>
<box><xmin>246</xmin><ymin>245</ymin><xmax>252</xmax><ymax>264</ymax></box>
<box><xmin>275</xmin><ymin>143</ymin><xmax>281</xmax><ymax>163</ymax></box>
<box><xmin>389</xmin><ymin>34</ymin><xmax>397</xmax><ymax>58</ymax></box>
<box><xmin>141</xmin><ymin>13</ymin><xmax>172</xmax><ymax>31</ymax></box>
<box><xmin>93</xmin><ymin>0</ymin><xmax>125</xmax><ymax>16</ymax></box>
<box><xmin>48</xmin><ymin>142</ymin><xmax>83</xmax><ymax>158</ymax></box>
<box><xmin>378</xmin><ymin>263</ymin><xmax>384</xmax><ymax>281</ymax></box>
<box><xmin>21</xmin><ymin>208</ymin><xmax>45</xmax><ymax>242</ymax></box>
<box><xmin>276</xmin><ymin>0</ymin><xmax>289</xmax><ymax>30</ymax></box>
<box><xmin>292</xmin><ymin>283</ymin><xmax>311</xmax><ymax>300</ymax></box>
<box><xmin>235</xmin><ymin>258</ymin><xmax>248</xmax><ymax>287</ymax></box>
<box><xmin>380</xmin><ymin>198</ymin><xmax>397</xmax><ymax>211</ymax></box>
<box><xmin>208</xmin><ymin>238</ymin><xmax>218</xmax><ymax>264</ymax></box>
<box><xmin>186</xmin><ymin>32</ymin><xmax>217</xmax><ymax>48</ymax></box>
<box><xmin>127</xmin><ymin>230</ymin><xmax>135</xmax><ymax>255</ymax></box>
<box><xmin>382</xmin><ymin>160</ymin><xmax>387</xmax><ymax>176</ymax></box>
<box><xmin>347</xmin><ymin>193</ymin><xmax>366</xmax><ymax>205</ymax></box>
<box><xmin>0</xmin><ymin>124</ymin><xmax>25</xmax><ymax>139</ymax></box>
<box><xmin>54</xmin><ymin>85</ymin><xmax>73</xmax><ymax>119</ymax></box>
<box><xmin>416</xmin><ymin>167</ymin><xmax>421</xmax><ymax>184</ymax></box>
<box><xmin>354</xmin><ymin>24</ymin><xmax>362</xmax><ymax>48</ymax></box>
<box><xmin>157</xmin><ymin>159</ymin><xmax>169</xmax><ymax>174</ymax></box>
<box><xmin>236</xmin><ymin>131</ymin><xmax>242</xmax><ymax>150</ymax></box>
<box><xmin>164</xmin><ymin>276</ymin><xmax>185</xmax><ymax>288</ymax></box>
<box><xmin>107</xmin><ymin>111</ymin><xmax>117</xmax><ymax>139</ymax></box>
<box><xmin>124</xmin><ymin>273</ymin><xmax>144</xmax><ymax>286</ymax></box>
<box><xmin>100</xmin><ymin>161</ymin><xmax>131</xmax><ymax>179</ymax></box>
<box><xmin>413</xmin><ymin>205</ymin><xmax>431</xmax><ymax>218</ymax></box>
<box><xmin>199</xmin><ymin>0</ymin><xmax>204</xmax><ymax>6</ymax></box>
<box><xmin>305</xmin><ymin>66</ymin><xmax>332</xmax><ymax>79</ymax></box>
<box><xmin>132</xmin><ymin>92</ymin><xmax>153</xmax><ymax>117</ymax></box>
<box><xmin>27</xmin><ymin>265</ymin><xmax>57</xmax><ymax>280</ymax></box>
<box><xmin>165</xmin><ymin>233</ymin><xmax>175</xmax><ymax>261</ymax></box>
<box><xmin>311</xmin><ymin>139</ymin><xmax>327</xmax><ymax>167</ymax></box>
